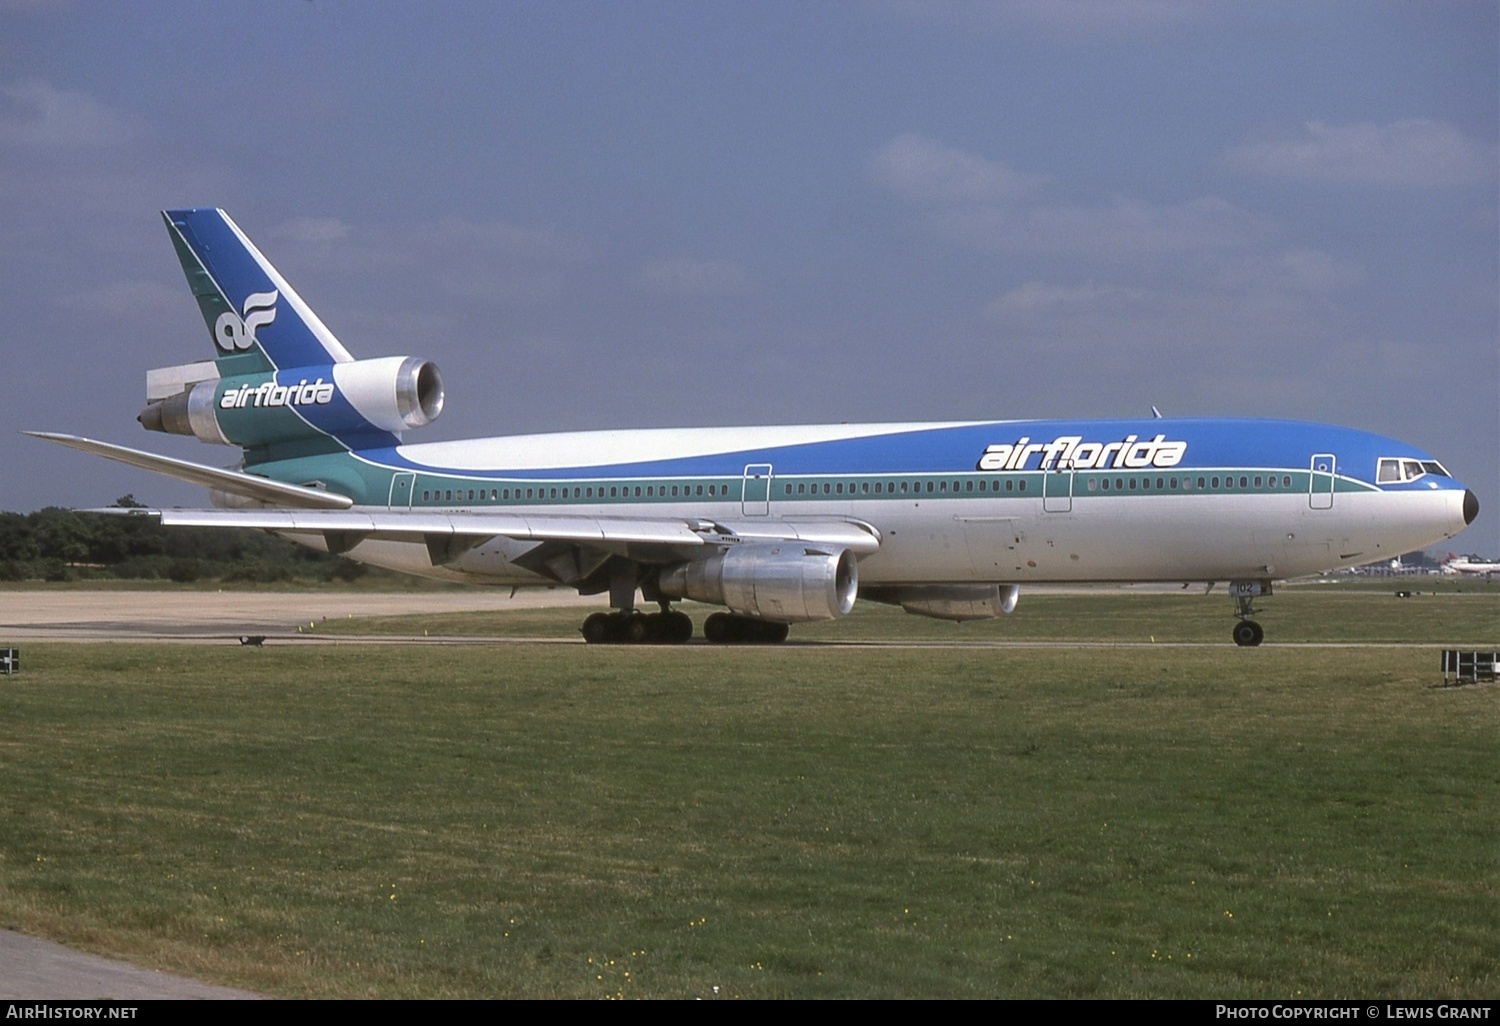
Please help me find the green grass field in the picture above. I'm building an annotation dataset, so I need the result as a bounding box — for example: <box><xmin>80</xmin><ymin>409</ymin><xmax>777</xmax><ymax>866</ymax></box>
<box><xmin>316</xmin><ymin>581</ymin><xmax>1500</xmax><ymax>646</ymax></box>
<box><xmin>1</xmin><ymin>591</ymin><xmax>1496</xmax><ymax>998</ymax></box>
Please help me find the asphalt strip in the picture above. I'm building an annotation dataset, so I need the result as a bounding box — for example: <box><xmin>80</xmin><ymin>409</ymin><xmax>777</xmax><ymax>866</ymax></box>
<box><xmin>0</xmin><ymin>931</ymin><xmax>259</xmax><ymax>1000</ymax></box>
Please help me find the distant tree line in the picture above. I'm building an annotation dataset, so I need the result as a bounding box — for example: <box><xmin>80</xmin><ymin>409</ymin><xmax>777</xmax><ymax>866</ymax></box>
<box><xmin>0</xmin><ymin>496</ymin><xmax>368</xmax><ymax>583</ymax></box>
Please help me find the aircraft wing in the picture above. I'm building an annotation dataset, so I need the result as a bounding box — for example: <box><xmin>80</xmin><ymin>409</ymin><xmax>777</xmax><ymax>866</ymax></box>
<box><xmin>26</xmin><ymin>433</ymin><xmax>354</xmax><ymax>510</ymax></box>
<box><xmin>89</xmin><ymin>506</ymin><xmax>882</xmax><ymax>577</ymax></box>
<box><xmin>121</xmin><ymin>508</ymin><xmax>875</xmax><ymax>549</ymax></box>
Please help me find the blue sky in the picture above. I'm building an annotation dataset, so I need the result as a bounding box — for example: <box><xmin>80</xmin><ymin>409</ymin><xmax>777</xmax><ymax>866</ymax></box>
<box><xmin>2</xmin><ymin>0</ymin><xmax>1495</xmax><ymax>553</ymax></box>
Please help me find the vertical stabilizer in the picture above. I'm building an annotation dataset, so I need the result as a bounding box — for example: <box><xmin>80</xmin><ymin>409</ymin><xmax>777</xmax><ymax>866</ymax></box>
<box><xmin>162</xmin><ymin>208</ymin><xmax>355</xmax><ymax>374</ymax></box>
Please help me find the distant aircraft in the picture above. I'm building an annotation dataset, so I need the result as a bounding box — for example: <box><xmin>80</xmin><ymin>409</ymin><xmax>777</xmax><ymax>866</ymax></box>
<box><xmin>1441</xmin><ymin>553</ymin><xmax>1500</xmax><ymax>577</ymax></box>
<box><xmin>30</xmin><ymin>209</ymin><xmax>1480</xmax><ymax>646</ymax></box>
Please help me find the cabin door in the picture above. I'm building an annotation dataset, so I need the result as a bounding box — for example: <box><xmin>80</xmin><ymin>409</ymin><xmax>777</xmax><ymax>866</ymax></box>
<box><xmin>388</xmin><ymin>472</ymin><xmax>416</xmax><ymax>509</ymax></box>
<box><xmin>1309</xmin><ymin>454</ymin><xmax>1335</xmax><ymax>510</ymax></box>
<box><xmin>1042</xmin><ymin>467</ymin><xmax>1074</xmax><ymax>513</ymax></box>
<box><xmin>742</xmin><ymin>464</ymin><xmax>773</xmax><ymax>516</ymax></box>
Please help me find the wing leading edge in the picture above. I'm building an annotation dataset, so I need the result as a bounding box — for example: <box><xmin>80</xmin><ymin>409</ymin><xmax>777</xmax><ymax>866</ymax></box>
<box><xmin>27</xmin><ymin>433</ymin><xmax>353</xmax><ymax>510</ymax></box>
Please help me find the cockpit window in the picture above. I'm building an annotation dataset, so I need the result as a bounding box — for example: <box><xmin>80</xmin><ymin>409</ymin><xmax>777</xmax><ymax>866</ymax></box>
<box><xmin>1378</xmin><ymin>457</ymin><xmax>1438</xmax><ymax>484</ymax></box>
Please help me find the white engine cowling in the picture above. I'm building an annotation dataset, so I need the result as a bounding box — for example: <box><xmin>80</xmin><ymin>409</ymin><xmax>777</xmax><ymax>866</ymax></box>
<box><xmin>658</xmin><ymin>543</ymin><xmax>858</xmax><ymax>623</ymax></box>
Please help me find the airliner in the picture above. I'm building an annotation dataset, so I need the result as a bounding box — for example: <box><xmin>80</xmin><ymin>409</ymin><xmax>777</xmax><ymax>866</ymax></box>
<box><xmin>1442</xmin><ymin>553</ymin><xmax>1500</xmax><ymax>577</ymax></box>
<box><xmin>30</xmin><ymin>209</ymin><xmax>1479</xmax><ymax>646</ymax></box>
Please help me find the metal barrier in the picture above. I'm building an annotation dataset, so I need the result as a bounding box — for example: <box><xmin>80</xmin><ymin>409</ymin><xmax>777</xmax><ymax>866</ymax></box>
<box><xmin>1441</xmin><ymin>650</ymin><xmax>1497</xmax><ymax>685</ymax></box>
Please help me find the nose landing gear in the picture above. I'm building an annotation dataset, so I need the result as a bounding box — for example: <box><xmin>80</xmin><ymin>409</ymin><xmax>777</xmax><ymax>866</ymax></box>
<box><xmin>1229</xmin><ymin>579</ymin><xmax>1269</xmax><ymax>647</ymax></box>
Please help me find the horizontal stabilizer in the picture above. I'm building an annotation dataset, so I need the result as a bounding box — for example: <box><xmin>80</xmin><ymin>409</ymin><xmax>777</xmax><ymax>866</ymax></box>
<box><xmin>25</xmin><ymin>432</ymin><xmax>353</xmax><ymax>510</ymax></box>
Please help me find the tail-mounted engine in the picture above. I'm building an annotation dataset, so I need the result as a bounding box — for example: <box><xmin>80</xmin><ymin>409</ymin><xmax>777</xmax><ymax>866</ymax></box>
<box><xmin>658</xmin><ymin>542</ymin><xmax>858</xmax><ymax>623</ymax></box>
<box><xmin>139</xmin><ymin>355</ymin><xmax>444</xmax><ymax>447</ymax></box>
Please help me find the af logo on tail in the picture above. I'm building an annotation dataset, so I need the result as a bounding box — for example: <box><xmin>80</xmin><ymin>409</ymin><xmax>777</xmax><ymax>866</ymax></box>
<box><xmin>215</xmin><ymin>290</ymin><xmax>278</xmax><ymax>352</ymax></box>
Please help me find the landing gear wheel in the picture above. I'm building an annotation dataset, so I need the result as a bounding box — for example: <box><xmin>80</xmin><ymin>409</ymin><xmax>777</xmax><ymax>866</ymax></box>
<box><xmin>1232</xmin><ymin>620</ymin><xmax>1264</xmax><ymax>647</ymax></box>
<box><xmin>581</xmin><ymin>612</ymin><xmax>611</xmax><ymax>645</ymax></box>
<box><xmin>703</xmin><ymin>613</ymin><xmax>790</xmax><ymax>644</ymax></box>
<box><xmin>704</xmin><ymin>612</ymin><xmax>731</xmax><ymax>644</ymax></box>
<box><xmin>622</xmin><ymin>613</ymin><xmax>648</xmax><ymax>644</ymax></box>
<box><xmin>664</xmin><ymin>610</ymin><xmax>693</xmax><ymax>644</ymax></box>
<box><xmin>760</xmin><ymin>622</ymin><xmax>790</xmax><ymax>644</ymax></box>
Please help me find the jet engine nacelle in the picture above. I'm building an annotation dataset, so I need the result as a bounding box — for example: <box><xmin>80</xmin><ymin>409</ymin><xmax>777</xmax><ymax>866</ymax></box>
<box><xmin>658</xmin><ymin>543</ymin><xmax>858</xmax><ymax>623</ymax></box>
<box><xmin>140</xmin><ymin>356</ymin><xmax>444</xmax><ymax>447</ymax></box>
<box><xmin>863</xmin><ymin>583</ymin><xmax>1019</xmax><ymax>621</ymax></box>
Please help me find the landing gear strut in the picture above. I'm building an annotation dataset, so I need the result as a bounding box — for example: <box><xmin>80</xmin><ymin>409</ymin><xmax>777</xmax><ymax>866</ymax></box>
<box><xmin>1228</xmin><ymin>579</ymin><xmax>1268</xmax><ymax>647</ymax></box>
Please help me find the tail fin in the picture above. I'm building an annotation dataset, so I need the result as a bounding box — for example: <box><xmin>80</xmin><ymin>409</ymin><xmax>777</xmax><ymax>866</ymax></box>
<box><xmin>162</xmin><ymin>209</ymin><xmax>355</xmax><ymax>374</ymax></box>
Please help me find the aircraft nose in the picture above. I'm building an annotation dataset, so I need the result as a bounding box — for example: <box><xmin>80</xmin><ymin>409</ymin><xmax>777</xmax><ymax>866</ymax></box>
<box><xmin>1464</xmin><ymin>489</ymin><xmax>1479</xmax><ymax>526</ymax></box>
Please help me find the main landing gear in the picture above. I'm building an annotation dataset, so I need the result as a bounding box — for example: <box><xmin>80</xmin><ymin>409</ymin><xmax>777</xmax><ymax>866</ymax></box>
<box><xmin>581</xmin><ymin>606</ymin><xmax>693</xmax><ymax>645</ymax></box>
<box><xmin>577</xmin><ymin>560</ymin><xmax>792</xmax><ymax>645</ymax></box>
<box><xmin>1228</xmin><ymin>579</ymin><xmax>1268</xmax><ymax>647</ymax></box>
<box><xmin>578</xmin><ymin>607</ymin><xmax>793</xmax><ymax>645</ymax></box>
<box><xmin>579</xmin><ymin>559</ymin><xmax>694</xmax><ymax>645</ymax></box>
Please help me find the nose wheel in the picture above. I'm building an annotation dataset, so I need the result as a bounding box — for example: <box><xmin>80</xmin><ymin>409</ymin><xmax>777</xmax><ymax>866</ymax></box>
<box><xmin>1232</xmin><ymin>619</ymin><xmax>1264</xmax><ymax>647</ymax></box>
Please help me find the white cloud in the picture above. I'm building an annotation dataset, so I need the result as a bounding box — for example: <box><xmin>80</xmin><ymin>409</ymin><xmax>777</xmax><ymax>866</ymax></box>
<box><xmin>1227</xmin><ymin>119</ymin><xmax>1497</xmax><ymax>186</ymax></box>
<box><xmin>985</xmin><ymin>280</ymin><xmax>1147</xmax><ymax>318</ymax></box>
<box><xmin>870</xmin><ymin>133</ymin><xmax>1048</xmax><ymax>204</ymax></box>
<box><xmin>269</xmin><ymin>216</ymin><xmax>352</xmax><ymax>246</ymax></box>
<box><xmin>639</xmin><ymin>258</ymin><xmax>755</xmax><ymax>298</ymax></box>
<box><xmin>1212</xmin><ymin>249</ymin><xmax>1363</xmax><ymax>293</ymax></box>
<box><xmin>872</xmin><ymin>134</ymin><xmax>1257</xmax><ymax>256</ymax></box>
<box><xmin>0</xmin><ymin>80</ymin><xmax>140</xmax><ymax>147</ymax></box>
<box><xmin>53</xmin><ymin>280</ymin><xmax>183</xmax><ymax>321</ymax></box>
